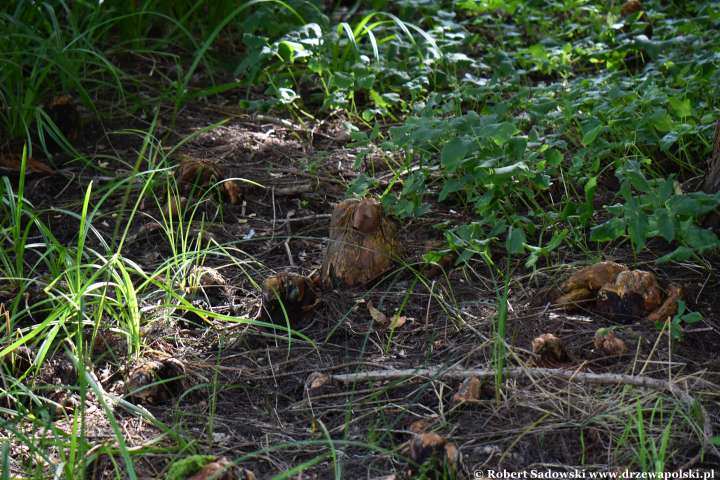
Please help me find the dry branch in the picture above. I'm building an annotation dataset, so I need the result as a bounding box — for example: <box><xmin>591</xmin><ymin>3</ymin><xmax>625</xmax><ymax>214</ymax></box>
<box><xmin>272</xmin><ymin>182</ymin><xmax>314</xmax><ymax>196</ymax></box>
<box><xmin>330</xmin><ymin>366</ymin><xmax>685</xmax><ymax>397</ymax></box>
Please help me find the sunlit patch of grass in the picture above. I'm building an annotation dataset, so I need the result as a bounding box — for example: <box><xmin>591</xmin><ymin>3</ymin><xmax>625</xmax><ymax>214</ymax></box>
<box><xmin>0</xmin><ymin>127</ymin><xmax>311</xmax><ymax>476</ymax></box>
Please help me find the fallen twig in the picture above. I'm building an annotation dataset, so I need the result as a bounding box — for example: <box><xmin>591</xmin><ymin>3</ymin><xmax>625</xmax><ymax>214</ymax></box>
<box><xmin>279</xmin><ymin>213</ymin><xmax>332</xmax><ymax>225</ymax></box>
<box><xmin>284</xmin><ymin>239</ymin><xmax>295</xmax><ymax>268</ymax></box>
<box><xmin>330</xmin><ymin>366</ymin><xmax>685</xmax><ymax>397</ymax></box>
<box><xmin>272</xmin><ymin>182</ymin><xmax>314</xmax><ymax>196</ymax></box>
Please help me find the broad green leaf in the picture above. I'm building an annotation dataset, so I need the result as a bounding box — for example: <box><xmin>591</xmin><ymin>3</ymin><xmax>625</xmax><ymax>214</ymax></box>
<box><xmin>507</xmin><ymin>137</ymin><xmax>527</xmax><ymax>161</ymax></box>
<box><xmin>583</xmin><ymin>175</ymin><xmax>597</xmax><ymax>201</ymax></box>
<box><xmin>525</xmin><ymin>252</ymin><xmax>540</xmax><ymax>269</ymax></box>
<box><xmin>657</xmin><ymin>246</ymin><xmax>694</xmax><ymax>263</ymax></box>
<box><xmin>683</xmin><ymin>224</ymin><xmax>720</xmax><ymax>251</ymax></box>
<box><xmin>546</xmin><ymin>149</ymin><xmax>563</xmax><ymax>167</ymax></box>
<box><xmin>581</xmin><ymin>119</ymin><xmax>603</xmax><ymax>146</ymax></box>
<box><xmin>485</xmin><ymin>122</ymin><xmax>516</xmax><ymax>146</ymax></box>
<box><xmin>505</xmin><ymin>226</ymin><xmax>526</xmax><ymax>255</ymax></box>
<box><xmin>355</xmin><ymin>73</ymin><xmax>375</xmax><ymax>90</ymax></box>
<box><xmin>333</xmin><ymin>71</ymin><xmax>354</xmax><ymax>89</ymax></box>
<box><xmin>657</xmin><ymin>178</ymin><xmax>675</xmax><ymax>202</ymax></box>
<box><xmin>669</xmin><ymin>97</ymin><xmax>692</xmax><ymax>118</ymax></box>
<box><xmin>441</xmin><ymin>137</ymin><xmax>471</xmax><ymax>172</ymax></box>
<box><xmin>528</xmin><ymin>44</ymin><xmax>548</xmax><ymax>60</ymax></box>
<box><xmin>624</xmin><ymin>169</ymin><xmax>651</xmax><ymax>193</ymax></box>
<box><xmin>278</xmin><ymin>40</ymin><xmax>304</xmax><ymax>63</ymax></box>
<box><xmin>660</xmin><ymin>132</ymin><xmax>679</xmax><ymax>151</ymax></box>
<box><xmin>682</xmin><ymin>312</ymin><xmax>702</xmax><ymax>324</ymax></box>
<box><xmin>668</xmin><ymin>193</ymin><xmax>720</xmax><ymax>216</ymax></box>
<box><xmin>369</xmin><ymin>89</ymin><xmax>389</xmax><ymax>109</ymax></box>
<box><xmin>649</xmin><ymin>109</ymin><xmax>675</xmax><ymax>132</ymax></box>
<box><xmin>654</xmin><ymin>208</ymin><xmax>675</xmax><ymax>242</ymax></box>
<box><xmin>422</xmin><ymin>250</ymin><xmax>443</xmax><ymax>264</ymax></box>
<box><xmin>546</xmin><ymin>229</ymin><xmax>568</xmax><ymax>251</ymax></box>
<box><xmin>439</xmin><ymin>178</ymin><xmax>465</xmax><ymax>201</ymax></box>
<box><xmin>590</xmin><ymin>218</ymin><xmax>626</xmax><ymax>242</ymax></box>
<box><xmin>493</xmin><ymin>162</ymin><xmax>528</xmax><ymax>176</ymax></box>
<box><xmin>627</xmin><ymin>209</ymin><xmax>649</xmax><ymax>252</ymax></box>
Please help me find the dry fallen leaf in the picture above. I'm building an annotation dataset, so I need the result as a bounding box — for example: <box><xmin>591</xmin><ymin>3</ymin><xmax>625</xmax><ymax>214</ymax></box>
<box><xmin>187</xmin><ymin>457</ymin><xmax>256</xmax><ymax>480</ymax></box>
<box><xmin>556</xmin><ymin>261</ymin><xmax>674</xmax><ymax>321</ymax></box>
<box><xmin>0</xmin><ymin>151</ymin><xmax>55</xmax><ymax>174</ymax></box>
<box><xmin>178</xmin><ymin>157</ymin><xmax>221</xmax><ymax>187</ymax></box>
<box><xmin>389</xmin><ymin>314</ymin><xmax>407</xmax><ymax>329</ymax></box>
<box><xmin>409</xmin><ymin>432</ymin><xmax>446</xmax><ymax>465</ymax></box>
<box><xmin>367</xmin><ymin>301</ymin><xmax>388</xmax><ymax>326</ymax></box>
<box><xmin>561</xmin><ymin>261</ymin><xmax>628</xmax><ymax>294</ymax></box>
<box><xmin>177</xmin><ymin>157</ymin><xmax>242</xmax><ymax>205</ymax></box>
<box><xmin>555</xmin><ymin>287</ymin><xmax>594</xmax><ymax>310</ymax></box>
<box><xmin>556</xmin><ymin>261</ymin><xmax>628</xmax><ymax>310</ymax></box>
<box><xmin>305</xmin><ymin>371</ymin><xmax>332</xmax><ymax>397</ymax></box>
<box><xmin>223</xmin><ymin>180</ymin><xmax>242</xmax><ymax>205</ymax></box>
<box><xmin>452</xmin><ymin>376</ymin><xmax>482</xmax><ymax>404</ymax></box>
<box><xmin>444</xmin><ymin>442</ymin><xmax>460</xmax><ymax>473</ymax></box>
<box><xmin>408</xmin><ymin>419</ymin><xmax>433</xmax><ymax>434</ymax></box>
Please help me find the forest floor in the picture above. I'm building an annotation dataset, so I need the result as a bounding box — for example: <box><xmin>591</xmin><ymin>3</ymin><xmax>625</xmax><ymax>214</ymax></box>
<box><xmin>6</xmin><ymin>96</ymin><xmax>719</xmax><ymax>479</ymax></box>
<box><xmin>2</xmin><ymin>2</ymin><xmax>720</xmax><ymax>479</ymax></box>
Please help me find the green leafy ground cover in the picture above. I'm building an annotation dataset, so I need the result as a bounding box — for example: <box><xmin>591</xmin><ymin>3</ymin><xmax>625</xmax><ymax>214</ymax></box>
<box><xmin>1</xmin><ymin>1</ymin><xmax>720</xmax><ymax>478</ymax></box>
